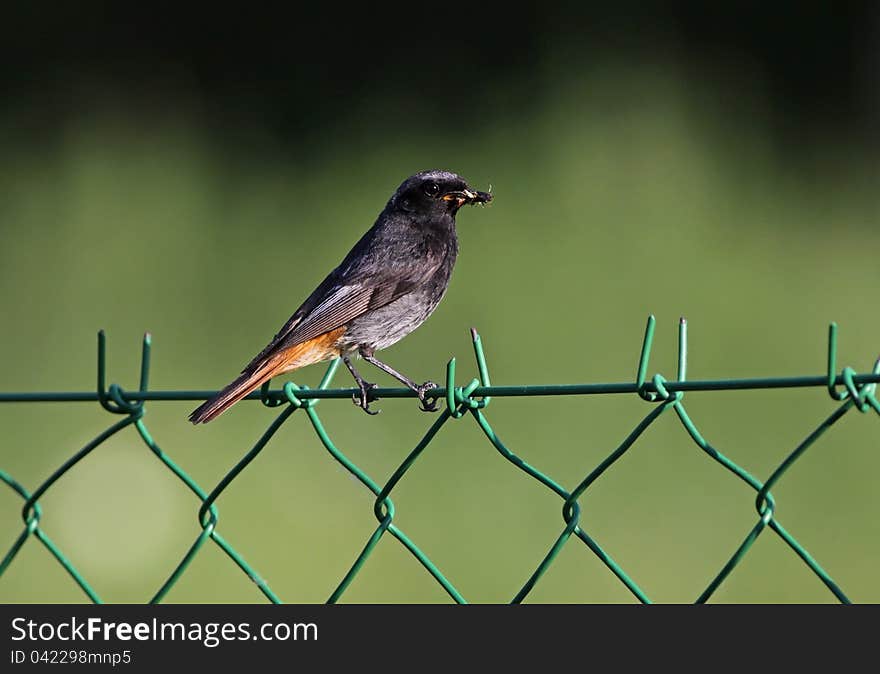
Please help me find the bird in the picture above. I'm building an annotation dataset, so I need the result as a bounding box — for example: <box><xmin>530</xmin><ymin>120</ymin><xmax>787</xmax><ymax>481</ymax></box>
<box><xmin>188</xmin><ymin>169</ymin><xmax>492</xmax><ymax>423</ymax></box>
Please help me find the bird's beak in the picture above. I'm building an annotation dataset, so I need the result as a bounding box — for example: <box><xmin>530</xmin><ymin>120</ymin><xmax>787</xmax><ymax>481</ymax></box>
<box><xmin>442</xmin><ymin>188</ymin><xmax>493</xmax><ymax>206</ymax></box>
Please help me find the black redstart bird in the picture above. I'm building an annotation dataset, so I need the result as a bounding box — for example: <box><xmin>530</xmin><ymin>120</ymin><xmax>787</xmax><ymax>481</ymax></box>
<box><xmin>188</xmin><ymin>169</ymin><xmax>492</xmax><ymax>423</ymax></box>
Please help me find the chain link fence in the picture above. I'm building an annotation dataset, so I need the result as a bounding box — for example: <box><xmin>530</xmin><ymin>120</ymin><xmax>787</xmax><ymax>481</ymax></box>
<box><xmin>1</xmin><ymin>317</ymin><xmax>878</xmax><ymax>603</ymax></box>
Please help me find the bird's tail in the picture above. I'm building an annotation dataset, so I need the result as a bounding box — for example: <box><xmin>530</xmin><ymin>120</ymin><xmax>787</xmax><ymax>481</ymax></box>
<box><xmin>188</xmin><ymin>363</ymin><xmax>281</xmax><ymax>424</ymax></box>
<box><xmin>188</xmin><ymin>326</ymin><xmax>347</xmax><ymax>424</ymax></box>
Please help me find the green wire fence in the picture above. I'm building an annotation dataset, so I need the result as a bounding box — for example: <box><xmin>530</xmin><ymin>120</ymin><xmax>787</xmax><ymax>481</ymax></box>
<box><xmin>1</xmin><ymin>316</ymin><xmax>878</xmax><ymax>603</ymax></box>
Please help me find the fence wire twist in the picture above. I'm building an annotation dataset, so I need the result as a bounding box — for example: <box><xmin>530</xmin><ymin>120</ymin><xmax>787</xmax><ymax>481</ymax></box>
<box><xmin>1</xmin><ymin>317</ymin><xmax>878</xmax><ymax>603</ymax></box>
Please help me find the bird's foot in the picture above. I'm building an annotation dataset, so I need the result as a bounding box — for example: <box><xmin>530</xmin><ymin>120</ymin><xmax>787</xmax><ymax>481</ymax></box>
<box><xmin>352</xmin><ymin>381</ymin><xmax>380</xmax><ymax>415</ymax></box>
<box><xmin>417</xmin><ymin>381</ymin><xmax>439</xmax><ymax>412</ymax></box>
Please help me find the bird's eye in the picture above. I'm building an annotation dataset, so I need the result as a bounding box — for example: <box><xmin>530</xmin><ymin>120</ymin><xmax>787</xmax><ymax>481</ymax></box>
<box><xmin>423</xmin><ymin>182</ymin><xmax>440</xmax><ymax>197</ymax></box>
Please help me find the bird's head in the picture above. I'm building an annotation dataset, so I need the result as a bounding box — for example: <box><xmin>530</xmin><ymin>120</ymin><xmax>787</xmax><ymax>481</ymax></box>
<box><xmin>390</xmin><ymin>169</ymin><xmax>492</xmax><ymax>217</ymax></box>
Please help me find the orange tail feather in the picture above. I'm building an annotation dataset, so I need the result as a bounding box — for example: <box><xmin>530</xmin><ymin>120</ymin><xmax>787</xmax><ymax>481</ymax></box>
<box><xmin>189</xmin><ymin>327</ymin><xmax>345</xmax><ymax>424</ymax></box>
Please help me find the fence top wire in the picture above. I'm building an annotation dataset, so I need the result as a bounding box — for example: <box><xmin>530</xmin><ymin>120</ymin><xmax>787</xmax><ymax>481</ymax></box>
<box><xmin>1</xmin><ymin>316</ymin><xmax>878</xmax><ymax>604</ymax></box>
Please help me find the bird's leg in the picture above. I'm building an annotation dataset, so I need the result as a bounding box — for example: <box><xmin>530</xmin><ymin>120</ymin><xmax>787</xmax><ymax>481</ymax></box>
<box><xmin>342</xmin><ymin>355</ymin><xmax>379</xmax><ymax>415</ymax></box>
<box><xmin>359</xmin><ymin>347</ymin><xmax>439</xmax><ymax>412</ymax></box>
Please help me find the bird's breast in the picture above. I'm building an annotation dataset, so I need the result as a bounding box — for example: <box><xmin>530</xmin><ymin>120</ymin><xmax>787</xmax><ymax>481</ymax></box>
<box><xmin>343</xmin><ymin>248</ymin><xmax>457</xmax><ymax>351</ymax></box>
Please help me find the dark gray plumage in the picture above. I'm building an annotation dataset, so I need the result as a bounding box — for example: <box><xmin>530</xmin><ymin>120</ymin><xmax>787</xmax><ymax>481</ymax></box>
<box><xmin>189</xmin><ymin>169</ymin><xmax>492</xmax><ymax>423</ymax></box>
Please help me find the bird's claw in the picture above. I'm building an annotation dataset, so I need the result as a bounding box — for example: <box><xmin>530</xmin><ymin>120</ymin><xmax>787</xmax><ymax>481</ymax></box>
<box><xmin>353</xmin><ymin>382</ymin><xmax>380</xmax><ymax>415</ymax></box>
<box><xmin>417</xmin><ymin>381</ymin><xmax>439</xmax><ymax>412</ymax></box>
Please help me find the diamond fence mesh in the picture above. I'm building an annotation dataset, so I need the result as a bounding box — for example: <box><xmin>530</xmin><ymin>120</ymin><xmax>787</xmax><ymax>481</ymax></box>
<box><xmin>1</xmin><ymin>316</ymin><xmax>878</xmax><ymax>603</ymax></box>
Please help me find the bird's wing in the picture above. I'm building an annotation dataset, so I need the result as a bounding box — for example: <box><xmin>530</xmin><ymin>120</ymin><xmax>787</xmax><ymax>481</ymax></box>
<box><xmin>242</xmin><ymin>250</ymin><xmax>445</xmax><ymax>373</ymax></box>
<box><xmin>284</xmin><ymin>274</ymin><xmax>426</xmax><ymax>345</ymax></box>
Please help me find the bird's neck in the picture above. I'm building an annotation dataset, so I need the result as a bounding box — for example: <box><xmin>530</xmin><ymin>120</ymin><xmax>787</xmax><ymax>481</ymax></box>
<box><xmin>424</xmin><ymin>215</ymin><xmax>458</xmax><ymax>254</ymax></box>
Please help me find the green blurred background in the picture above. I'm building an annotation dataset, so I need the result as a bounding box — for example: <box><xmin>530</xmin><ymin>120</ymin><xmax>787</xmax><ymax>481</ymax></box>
<box><xmin>1</xmin><ymin>6</ymin><xmax>878</xmax><ymax>603</ymax></box>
